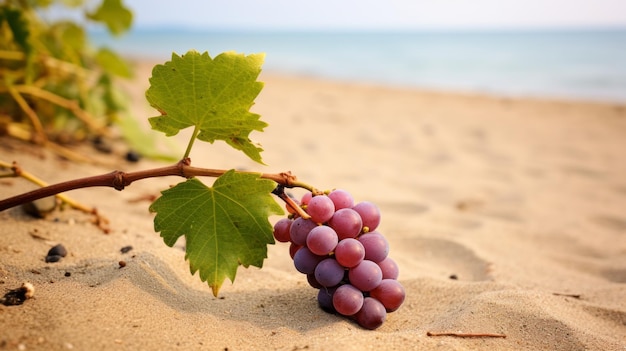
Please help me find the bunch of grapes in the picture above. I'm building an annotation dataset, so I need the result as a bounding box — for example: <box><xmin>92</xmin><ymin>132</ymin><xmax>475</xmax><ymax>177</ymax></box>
<box><xmin>273</xmin><ymin>189</ymin><xmax>405</xmax><ymax>330</ymax></box>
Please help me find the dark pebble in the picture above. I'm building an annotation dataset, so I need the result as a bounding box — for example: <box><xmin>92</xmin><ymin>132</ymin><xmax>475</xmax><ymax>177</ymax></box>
<box><xmin>48</xmin><ymin>244</ymin><xmax>67</xmax><ymax>258</ymax></box>
<box><xmin>120</xmin><ymin>245</ymin><xmax>133</xmax><ymax>254</ymax></box>
<box><xmin>125</xmin><ymin>150</ymin><xmax>141</xmax><ymax>163</ymax></box>
<box><xmin>118</xmin><ymin>260</ymin><xmax>127</xmax><ymax>268</ymax></box>
<box><xmin>1</xmin><ymin>284</ymin><xmax>33</xmax><ymax>306</ymax></box>
<box><xmin>92</xmin><ymin>136</ymin><xmax>113</xmax><ymax>154</ymax></box>
<box><xmin>64</xmin><ymin>272</ymin><xmax>71</xmax><ymax>277</ymax></box>
<box><xmin>45</xmin><ymin>255</ymin><xmax>63</xmax><ymax>263</ymax></box>
<box><xmin>449</xmin><ymin>274</ymin><xmax>458</xmax><ymax>280</ymax></box>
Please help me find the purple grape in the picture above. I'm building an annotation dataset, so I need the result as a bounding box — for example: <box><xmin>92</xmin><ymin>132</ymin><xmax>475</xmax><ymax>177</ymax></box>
<box><xmin>306</xmin><ymin>195</ymin><xmax>335</xmax><ymax>224</ymax></box>
<box><xmin>301</xmin><ymin>191</ymin><xmax>313</xmax><ymax>206</ymax></box>
<box><xmin>317</xmin><ymin>287</ymin><xmax>337</xmax><ymax>313</ymax></box>
<box><xmin>334</xmin><ymin>238</ymin><xmax>365</xmax><ymax>268</ymax></box>
<box><xmin>352</xmin><ymin>201</ymin><xmax>381</xmax><ymax>232</ymax></box>
<box><xmin>377</xmin><ymin>257</ymin><xmax>399</xmax><ymax>280</ymax></box>
<box><xmin>328</xmin><ymin>189</ymin><xmax>354</xmax><ymax>210</ymax></box>
<box><xmin>348</xmin><ymin>260</ymin><xmax>383</xmax><ymax>292</ymax></box>
<box><xmin>370</xmin><ymin>279</ymin><xmax>405</xmax><ymax>312</ymax></box>
<box><xmin>307</xmin><ymin>273</ymin><xmax>323</xmax><ymax>289</ymax></box>
<box><xmin>273</xmin><ymin>218</ymin><xmax>292</xmax><ymax>243</ymax></box>
<box><xmin>355</xmin><ymin>297</ymin><xmax>387</xmax><ymax>330</ymax></box>
<box><xmin>289</xmin><ymin>242</ymin><xmax>301</xmax><ymax>259</ymax></box>
<box><xmin>293</xmin><ymin>247</ymin><xmax>324</xmax><ymax>274</ymax></box>
<box><xmin>314</xmin><ymin>258</ymin><xmax>345</xmax><ymax>287</ymax></box>
<box><xmin>332</xmin><ymin>284</ymin><xmax>364</xmax><ymax>316</ymax></box>
<box><xmin>289</xmin><ymin>217</ymin><xmax>317</xmax><ymax>246</ymax></box>
<box><xmin>306</xmin><ymin>225</ymin><xmax>338</xmax><ymax>256</ymax></box>
<box><xmin>358</xmin><ymin>231</ymin><xmax>389</xmax><ymax>263</ymax></box>
<box><xmin>328</xmin><ymin>208</ymin><xmax>363</xmax><ymax>240</ymax></box>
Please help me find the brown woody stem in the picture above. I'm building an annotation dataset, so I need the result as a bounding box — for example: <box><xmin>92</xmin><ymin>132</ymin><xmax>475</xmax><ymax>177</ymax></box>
<box><xmin>0</xmin><ymin>158</ymin><xmax>313</xmax><ymax>212</ymax></box>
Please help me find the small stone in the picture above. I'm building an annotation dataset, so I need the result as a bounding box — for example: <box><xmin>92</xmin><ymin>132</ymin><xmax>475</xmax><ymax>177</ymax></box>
<box><xmin>125</xmin><ymin>150</ymin><xmax>141</xmax><ymax>163</ymax></box>
<box><xmin>1</xmin><ymin>282</ymin><xmax>35</xmax><ymax>306</ymax></box>
<box><xmin>22</xmin><ymin>196</ymin><xmax>57</xmax><ymax>218</ymax></box>
<box><xmin>48</xmin><ymin>244</ymin><xmax>67</xmax><ymax>257</ymax></box>
<box><xmin>449</xmin><ymin>274</ymin><xmax>458</xmax><ymax>280</ymax></box>
<box><xmin>92</xmin><ymin>136</ymin><xmax>113</xmax><ymax>154</ymax></box>
<box><xmin>120</xmin><ymin>245</ymin><xmax>133</xmax><ymax>254</ymax></box>
<box><xmin>64</xmin><ymin>272</ymin><xmax>71</xmax><ymax>277</ymax></box>
<box><xmin>45</xmin><ymin>255</ymin><xmax>63</xmax><ymax>263</ymax></box>
<box><xmin>118</xmin><ymin>260</ymin><xmax>127</xmax><ymax>268</ymax></box>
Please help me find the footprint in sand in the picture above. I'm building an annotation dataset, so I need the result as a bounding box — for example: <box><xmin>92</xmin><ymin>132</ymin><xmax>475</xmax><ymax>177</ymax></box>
<box><xmin>590</xmin><ymin>215</ymin><xmax>626</xmax><ymax>232</ymax></box>
<box><xmin>393</xmin><ymin>237</ymin><xmax>492</xmax><ymax>281</ymax></box>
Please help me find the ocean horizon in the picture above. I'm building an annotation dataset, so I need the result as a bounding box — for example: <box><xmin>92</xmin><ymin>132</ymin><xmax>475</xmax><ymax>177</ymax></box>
<box><xmin>93</xmin><ymin>28</ymin><xmax>626</xmax><ymax>103</ymax></box>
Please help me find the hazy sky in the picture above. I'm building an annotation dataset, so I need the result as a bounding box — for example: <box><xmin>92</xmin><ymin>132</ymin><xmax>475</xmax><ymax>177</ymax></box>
<box><xmin>123</xmin><ymin>0</ymin><xmax>626</xmax><ymax>30</ymax></box>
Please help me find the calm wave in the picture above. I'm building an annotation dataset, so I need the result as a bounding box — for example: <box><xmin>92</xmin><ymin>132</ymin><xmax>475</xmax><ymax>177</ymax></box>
<box><xmin>93</xmin><ymin>29</ymin><xmax>626</xmax><ymax>102</ymax></box>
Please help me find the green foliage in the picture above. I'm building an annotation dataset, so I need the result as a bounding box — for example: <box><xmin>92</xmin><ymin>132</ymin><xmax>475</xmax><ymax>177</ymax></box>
<box><xmin>1</xmin><ymin>6</ymin><xmax>31</xmax><ymax>55</ymax></box>
<box><xmin>2</xmin><ymin>1</ymin><xmax>288</xmax><ymax>297</ymax></box>
<box><xmin>87</xmin><ymin>0</ymin><xmax>133</xmax><ymax>36</ymax></box>
<box><xmin>150</xmin><ymin>173</ymin><xmax>284</xmax><ymax>296</ymax></box>
<box><xmin>0</xmin><ymin>0</ymin><xmax>135</xmax><ymax>146</ymax></box>
<box><xmin>146</xmin><ymin>50</ymin><xmax>268</xmax><ymax>164</ymax></box>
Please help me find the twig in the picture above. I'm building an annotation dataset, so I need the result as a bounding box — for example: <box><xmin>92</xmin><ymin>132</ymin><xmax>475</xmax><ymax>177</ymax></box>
<box><xmin>13</xmin><ymin>85</ymin><xmax>108</xmax><ymax>135</ymax></box>
<box><xmin>0</xmin><ymin>158</ymin><xmax>313</xmax><ymax>212</ymax></box>
<box><xmin>0</xmin><ymin>160</ymin><xmax>110</xmax><ymax>233</ymax></box>
<box><xmin>5</xmin><ymin>83</ymin><xmax>47</xmax><ymax>144</ymax></box>
<box><xmin>3</xmin><ymin>124</ymin><xmax>100</xmax><ymax>164</ymax></box>
<box><xmin>552</xmin><ymin>292</ymin><xmax>581</xmax><ymax>299</ymax></box>
<box><xmin>427</xmin><ymin>331</ymin><xmax>507</xmax><ymax>338</ymax></box>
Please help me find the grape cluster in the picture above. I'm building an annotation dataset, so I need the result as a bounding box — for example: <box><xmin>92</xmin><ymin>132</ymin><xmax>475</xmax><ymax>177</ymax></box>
<box><xmin>273</xmin><ymin>189</ymin><xmax>405</xmax><ymax>330</ymax></box>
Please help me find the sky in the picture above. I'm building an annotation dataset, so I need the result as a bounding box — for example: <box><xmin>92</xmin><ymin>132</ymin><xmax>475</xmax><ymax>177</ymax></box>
<box><xmin>122</xmin><ymin>0</ymin><xmax>626</xmax><ymax>31</ymax></box>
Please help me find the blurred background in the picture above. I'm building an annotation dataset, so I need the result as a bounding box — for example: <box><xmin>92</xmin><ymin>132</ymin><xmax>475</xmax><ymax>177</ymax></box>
<box><xmin>47</xmin><ymin>0</ymin><xmax>626</xmax><ymax>102</ymax></box>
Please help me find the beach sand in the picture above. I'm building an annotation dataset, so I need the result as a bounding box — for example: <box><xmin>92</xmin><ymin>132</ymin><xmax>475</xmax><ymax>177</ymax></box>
<box><xmin>1</xmin><ymin>60</ymin><xmax>625</xmax><ymax>350</ymax></box>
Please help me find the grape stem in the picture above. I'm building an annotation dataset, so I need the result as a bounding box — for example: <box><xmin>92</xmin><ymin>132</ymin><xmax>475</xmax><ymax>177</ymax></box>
<box><xmin>271</xmin><ymin>185</ymin><xmax>311</xmax><ymax>220</ymax></box>
<box><xmin>0</xmin><ymin>158</ymin><xmax>316</xmax><ymax>212</ymax></box>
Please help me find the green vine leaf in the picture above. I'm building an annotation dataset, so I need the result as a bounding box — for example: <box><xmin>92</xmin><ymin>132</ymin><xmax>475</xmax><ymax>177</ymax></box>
<box><xmin>87</xmin><ymin>0</ymin><xmax>133</xmax><ymax>36</ymax></box>
<box><xmin>149</xmin><ymin>171</ymin><xmax>284</xmax><ymax>296</ymax></box>
<box><xmin>96</xmin><ymin>47</ymin><xmax>133</xmax><ymax>78</ymax></box>
<box><xmin>0</xmin><ymin>6</ymin><xmax>32</xmax><ymax>56</ymax></box>
<box><xmin>146</xmin><ymin>50</ymin><xmax>267</xmax><ymax>164</ymax></box>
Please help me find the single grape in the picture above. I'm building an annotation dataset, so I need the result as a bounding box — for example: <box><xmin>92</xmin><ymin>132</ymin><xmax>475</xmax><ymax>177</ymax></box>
<box><xmin>334</xmin><ymin>238</ymin><xmax>365</xmax><ymax>268</ymax></box>
<box><xmin>301</xmin><ymin>191</ymin><xmax>313</xmax><ymax>206</ymax></box>
<box><xmin>307</xmin><ymin>195</ymin><xmax>335</xmax><ymax>224</ymax></box>
<box><xmin>273</xmin><ymin>218</ymin><xmax>292</xmax><ymax>243</ymax></box>
<box><xmin>358</xmin><ymin>231</ymin><xmax>389</xmax><ymax>263</ymax></box>
<box><xmin>348</xmin><ymin>260</ymin><xmax>383</xmax><ymax>292</ymax></box>
<box><xmin>306</xmin><ymin>225</ymin><xmax>339</xmax><ymax>256</ymax></box>
<box><xmin>352</xmin><ymin>201</ymin><xmax>381</xmax><ymax>232</ymax></box>
<box><xmin>332</xmin><ymin>284</ymin><xmax>364</xmax><ymax>316</ymax></box>
<box><xmin>293</xmin><ymin>247</ymin><xmax>324</xmax><ymax>274</ymax></box>
<box><xmin>377</xmin><ymin>257</ymin><xmax>399</xmax><ymax>280</ymax></box>
<box><xmin>328</xmin><ymin>189</ymin><xmax>354</xmax><ymax>210</ymax></box>
<box><xmin>289</xmin><ymin>217</ymin><xmax>317</xmax><ymax>246</ymax></box>
<box><xmin>314</xmin><ymin>258</ymin><xmax>345</xmax><ymax>287</ymax></box>
<box><xmin>355</xmin><ymin>297</ymin><xmax>387</xmax><ymax>330</ymax></box>
<box><xmin>317</xmin><ymin>287</ymin><xmax>337</xmax><ymax>313</ymax></box>
<box><xmin>289</xmin><ymin>242</ymin><xmax>301</xmax><ymax>259</ymax></box>
<box><xmin>370</xmin><ymin>279</ymin><xmax>405</xmax><ymax>312</ymax></box>
<box><xmin>328</xmin><ymin>208</ymin><xmax>363</xmax><ymax>240</ymax></box>
<box><xmin>307</xmin><ymin>273</ymin><xmax>323</xmax><ymax>289</ymax></box>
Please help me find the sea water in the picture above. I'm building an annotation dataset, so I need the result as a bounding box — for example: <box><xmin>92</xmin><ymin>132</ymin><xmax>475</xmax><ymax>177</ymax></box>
<box><xmin>92</xmin><ymin>29</ymin><xmax>626</xmax><ymax>103</ymax></box>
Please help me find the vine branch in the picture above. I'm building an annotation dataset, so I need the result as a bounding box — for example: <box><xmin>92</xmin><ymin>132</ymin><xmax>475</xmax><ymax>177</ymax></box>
<box><xmin>0</xmin><ymin>160</ymin><xmax>110</xmax><ymax>232</ymax></box>
<box><xmin>0</xmin><ymin>158</ymin><xmax>314</xmax><ymax>212</ymax></box>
